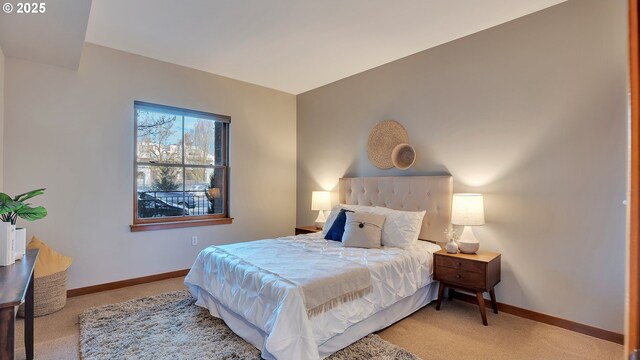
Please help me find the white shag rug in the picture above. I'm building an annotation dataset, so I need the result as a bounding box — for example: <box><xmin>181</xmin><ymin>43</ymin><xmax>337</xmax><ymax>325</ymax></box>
<box><xmin>79</xmin><ymin>290</ymin><xmax>421</xmax><ymax>360</ymax></box>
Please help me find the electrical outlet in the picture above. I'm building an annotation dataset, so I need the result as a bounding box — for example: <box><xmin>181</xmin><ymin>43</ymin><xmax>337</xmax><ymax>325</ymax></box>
<box><xmin>191</xmin><ymin>236</ymin><xmax>198</xmax><ymax>246</ymax></box>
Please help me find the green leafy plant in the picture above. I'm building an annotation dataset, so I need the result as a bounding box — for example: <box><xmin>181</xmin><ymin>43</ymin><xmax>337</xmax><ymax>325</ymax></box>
<box><xmin>0</xmin><ymin>188</ymin><xmax>48</xmax><ymax>225</ymax></box>
<box><xmin>153</xmin><ymin>167</ymin><xmax>180</xmax><ymax>191</ymax></box>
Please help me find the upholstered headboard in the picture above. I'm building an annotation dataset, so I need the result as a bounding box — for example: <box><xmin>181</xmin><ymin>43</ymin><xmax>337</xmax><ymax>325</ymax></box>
<box><xmin>339</xmin><ymin>176</ymin><xmax>453</xmax><ymax>242</ymax></box>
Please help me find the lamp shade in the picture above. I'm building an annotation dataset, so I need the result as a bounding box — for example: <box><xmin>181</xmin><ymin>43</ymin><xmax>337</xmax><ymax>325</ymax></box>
<box><xmin>451</xmin><ymin>193</ymin><xmax>485</xmax><ymax>226</ymax></box>
<box><xmin>311</xmin><ymin>191</ymin><xmax>331</xmax><ymax>211</ymax></box>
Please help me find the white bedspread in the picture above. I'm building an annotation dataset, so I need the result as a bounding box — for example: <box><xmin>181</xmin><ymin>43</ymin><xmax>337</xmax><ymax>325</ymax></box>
<box><xmin>204</xmin><ymin>238</ymin><xmax>373</xmax><ymax>318</ymax></box>
<box><xmin>185</xmin><ymin>233</ymin><xmax>441</xmax><ymax>360</ymax></box>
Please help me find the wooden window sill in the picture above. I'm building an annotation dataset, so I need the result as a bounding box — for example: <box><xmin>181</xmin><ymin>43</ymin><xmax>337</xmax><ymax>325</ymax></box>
<box><xmin>130</xmin><ymin>217</ymin><xmax>233</xmax><ymax>232</ymax></box>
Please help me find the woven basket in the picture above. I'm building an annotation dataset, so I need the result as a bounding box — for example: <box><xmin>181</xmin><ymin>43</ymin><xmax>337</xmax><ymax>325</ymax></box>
<box><xmin>18</xmin><ymin>269</ymin><xmax>68</xmax><ymax>317</ymax></box>
<box><xmin>391</xmin><ymin>143</ymin><xmax>416</xmax><ymax>170</ymax></box>
<box><xmin>367</xmin><ymin>120</ymin><xmax>409</xmax><ymax>169</ymax></box>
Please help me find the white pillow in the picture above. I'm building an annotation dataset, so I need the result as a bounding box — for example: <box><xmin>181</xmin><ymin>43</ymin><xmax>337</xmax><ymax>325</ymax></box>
<box><xmin>340</xmin><ymin>204</ymin><xmax>376</xmax><ymax>213</ymax></box>
<box><xmin>372</xmin><ymin>206</ymin><xmax>426</xmax><ymax>248</ymax></box>
<box><xmin>322</xmin><ymin>204</ymin><xmax>377</xmax><ymax>235</ymax></box>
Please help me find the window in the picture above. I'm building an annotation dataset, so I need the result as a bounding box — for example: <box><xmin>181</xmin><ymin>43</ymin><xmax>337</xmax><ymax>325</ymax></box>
<box><xmin>131</xmin><ymin>101</ymin><xmax>231</xmax><ymax>231</ymax></box>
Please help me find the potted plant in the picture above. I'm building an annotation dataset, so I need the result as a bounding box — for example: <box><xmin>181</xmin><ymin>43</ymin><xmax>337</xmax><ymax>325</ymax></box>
<box><xmin>0</xmin><ymin>189</ymin><xmax>47</xmax><ymax>261</ymax></box>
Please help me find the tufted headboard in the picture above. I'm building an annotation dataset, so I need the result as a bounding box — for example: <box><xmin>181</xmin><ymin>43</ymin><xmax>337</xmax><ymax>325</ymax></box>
<box><xmin>339</xmin><ymin>176</ymin><xmax>453</xmax><ymax>243</ymax></box>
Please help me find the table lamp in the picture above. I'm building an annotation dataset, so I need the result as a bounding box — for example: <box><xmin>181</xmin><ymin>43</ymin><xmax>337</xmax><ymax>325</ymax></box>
<box><xmin>311</xmin><ymin>191</ymin><xmax>331</xmax><ymax>229</ymax></box>
<box><xmin>451</xmin><ymin>193</ymin><xmax>485</xmax><ymax>254</ymax></box>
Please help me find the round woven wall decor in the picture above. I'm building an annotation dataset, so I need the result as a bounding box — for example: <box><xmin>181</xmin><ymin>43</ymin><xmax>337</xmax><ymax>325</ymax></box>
<box><xmin>367</xmin><ymin>120</ymin><xmax>409</xmax><ymax>169</ymax></box>
<box><xmin>391</xmin><ymin>143</ymin><xmax>416</xmax><ymax>170</ymax></box>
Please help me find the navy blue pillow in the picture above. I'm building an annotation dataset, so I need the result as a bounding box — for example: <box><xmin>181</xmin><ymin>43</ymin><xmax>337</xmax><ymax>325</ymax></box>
<box><xmin>325</xmin><ymin>209</ymin><xmax>354</xmax><ymax>242</ymax></box>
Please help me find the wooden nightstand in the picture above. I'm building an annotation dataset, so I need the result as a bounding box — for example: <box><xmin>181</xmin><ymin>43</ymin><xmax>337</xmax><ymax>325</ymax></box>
<box><xmin>295</xmin><ymin>225</ymin><xmax>322</xmax><ymax>235</ymax></box>
<box><xmin>433</xmin><ymin>250</ymin><xmax>501</xmax><ymax>326</ymax></box>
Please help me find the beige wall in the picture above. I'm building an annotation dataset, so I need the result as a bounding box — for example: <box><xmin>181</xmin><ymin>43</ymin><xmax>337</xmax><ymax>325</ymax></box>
<box><xmin>0</xmin><ymin>45</ymin><xmax>4</xmax><ymax>191</ymax></box>
<box><xmin>297</xmin><ymin>0</ymin><xmax>627</xmax><ymax>333</ymax></box>
<box><xmin>4</xmin><ymin>43</ymin><xmax>297</xmax><ymax>289</ymax></box>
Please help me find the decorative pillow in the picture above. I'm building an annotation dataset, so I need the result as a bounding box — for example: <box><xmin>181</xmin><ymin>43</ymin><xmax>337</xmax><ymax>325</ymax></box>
<box><xmin>27</xmin><ymin>236</ymin><xmax>73</xmax><ymax>278</ymax></box>
<box><xmin>322</xmin><ymin>204</ymin><xmax>377</xmax><ymax>235</ymax></box>
<box><xmin>371</xmin><ymin>206</ymin><xmax>426</xmax><ymax>249</ymax></box>
<box><xmin>324</xmin><ymin>209</ymin><xmax>354</xmax><ymax>241</ymax></box>
<box><xmin>342</xmin><ymin>212</ymin><xmax>386</xmax><ymax>249</ymax></box>
<box><xmin>322</xmin><ymin>205</ymin><xmax>343</xmax><ymax>235</ymax></box>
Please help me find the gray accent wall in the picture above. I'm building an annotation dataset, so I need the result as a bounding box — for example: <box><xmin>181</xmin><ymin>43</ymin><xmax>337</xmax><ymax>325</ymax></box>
<box><xmin>297</xmin><ymin>0</ymin><xmax>627</xmax><ymax>332</ymax></box>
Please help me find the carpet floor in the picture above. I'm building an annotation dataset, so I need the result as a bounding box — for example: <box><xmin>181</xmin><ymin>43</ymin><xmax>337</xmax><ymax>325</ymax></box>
<box><xmin>79</xmin><ymin>289</ymin><xmax>417</xmax><ymax>360</ymax></box>
<box><xmin>13</xmin><ymin>277</ymin><xmax>623</xmax><ymax>360</ymax></box>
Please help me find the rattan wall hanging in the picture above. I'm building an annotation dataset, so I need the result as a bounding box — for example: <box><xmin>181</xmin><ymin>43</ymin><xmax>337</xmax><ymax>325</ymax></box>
<box><xmin>367</xmin><ymin>120</ymin><xmax>416</xmax><ymax>170</ymax></box>
<box><xmin>391</xmin><ymin>143</ymin><xmax>416</xmax><ymax>170</ymax></box>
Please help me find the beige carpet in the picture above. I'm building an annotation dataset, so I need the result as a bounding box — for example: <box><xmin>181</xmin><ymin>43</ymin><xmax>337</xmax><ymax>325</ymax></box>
<box><xmin>13</xmin><ymin>277</ymin><xmax>622</xmax><ymax>360</ymax></box>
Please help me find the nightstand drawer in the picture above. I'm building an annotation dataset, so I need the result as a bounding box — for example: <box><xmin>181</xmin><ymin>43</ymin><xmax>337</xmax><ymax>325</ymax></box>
<box><xmin>435</xmin><ymin>266</ymin><xmax>485</xmax><ymax>289</ymax></box>
<box><xmin>434</xmin><ymin>250</ymin><xmax>501</xmax><ymax>326</ymax></box>
<box><xmin>435</xmin><ymin>255</ymin><xmax>485</xmax><ymax>274</ymax></box>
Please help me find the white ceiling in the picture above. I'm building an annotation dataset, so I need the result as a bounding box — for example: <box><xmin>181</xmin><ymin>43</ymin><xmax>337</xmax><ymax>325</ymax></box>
<box><xmin>1</xmin><ymin>0</ymin><xmax>566</xmax><ymax>94</ymax></box>
<box><xmin>86</xmin><ymin>0</ymin><xmax>566</xmax><ymax>94</ymax></box>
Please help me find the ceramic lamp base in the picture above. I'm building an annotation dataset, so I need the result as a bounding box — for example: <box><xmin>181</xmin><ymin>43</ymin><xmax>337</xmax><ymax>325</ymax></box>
<box><xmin>458</xmin><ymin>225</ymin><xmax>480</xmax><ymax>254</ymax></box>
<box><xmin>314</xmin><ymin>210</ymin><xmax>327</xmax><ymax>229</ymax></box>
<box><xmin>458</xmin><ymin>241</ymin><xmax>479</xmax><ymax>254</ymax></box>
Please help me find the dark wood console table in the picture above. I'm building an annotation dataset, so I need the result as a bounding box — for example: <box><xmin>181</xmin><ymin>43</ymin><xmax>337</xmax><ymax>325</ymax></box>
<box><xmin>0</xmin><ymin>249</ymin><xmax>38</xmax><ymax>360</ymax></box>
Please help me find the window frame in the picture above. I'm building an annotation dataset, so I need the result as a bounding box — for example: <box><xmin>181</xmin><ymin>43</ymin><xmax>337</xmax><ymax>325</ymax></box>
<box><xmin>130</xmin><ymin>101</ymin><xmax>232</xmax><ymax>232</ymax></box>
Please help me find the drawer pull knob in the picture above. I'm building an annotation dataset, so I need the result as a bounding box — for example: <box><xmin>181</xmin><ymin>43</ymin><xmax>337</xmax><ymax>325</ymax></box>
<box><xmin>456</xmin><ymin>274</ymin><xmax>461</xmax><ymax>279</ymax></box>
<box><xmin>457</xmin><ymin>262</ymin><xmax>462</xmax><ymax>267</ymax></box>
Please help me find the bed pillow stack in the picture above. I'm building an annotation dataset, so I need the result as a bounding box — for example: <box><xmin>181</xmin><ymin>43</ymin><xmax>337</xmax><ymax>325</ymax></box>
<box><xmin>323</xmin><ymin>204</ymin><xmax>425</xmax><ymax>249</ymax></box>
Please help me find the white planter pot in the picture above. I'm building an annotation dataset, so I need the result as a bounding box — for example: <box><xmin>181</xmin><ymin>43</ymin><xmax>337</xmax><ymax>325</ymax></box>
<box><xmin>0</xmin><ymin>222</ymin><xmax>15</xmax><ymax>266</ymax></box>
<box><xmin>14</xmin><ymin>228</ymin><xmax>26</xmax><ymax>260</ymax></box>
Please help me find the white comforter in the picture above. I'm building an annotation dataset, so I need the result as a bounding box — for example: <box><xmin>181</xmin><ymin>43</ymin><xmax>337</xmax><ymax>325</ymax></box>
<box><xmin>185</xmin><ymin>233</ymin><xmax>441</xmax><ymax>360</ymax></box>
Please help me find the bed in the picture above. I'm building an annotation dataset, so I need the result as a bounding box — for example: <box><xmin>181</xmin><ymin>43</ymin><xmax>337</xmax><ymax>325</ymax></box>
<box><xmin>185</xmin><ymin>176</ymin><xmax>453</xmax><ymax>359</ymax></box>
